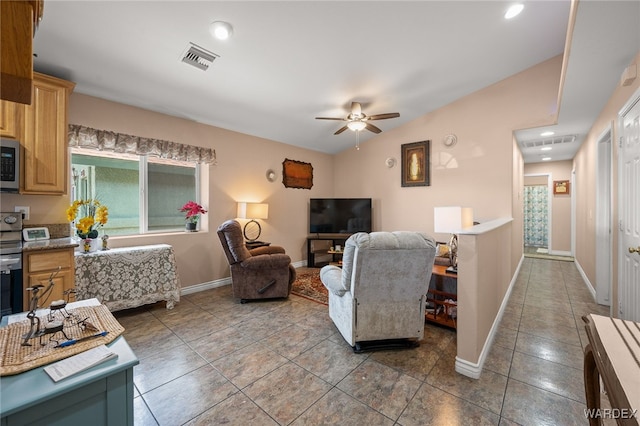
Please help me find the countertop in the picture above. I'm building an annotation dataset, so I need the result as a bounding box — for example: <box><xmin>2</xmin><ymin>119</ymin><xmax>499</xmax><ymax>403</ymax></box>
<box><xmin>22</xmin><ymin>237</ymin><xmax>79</xmax><ymax>252</ymax></box>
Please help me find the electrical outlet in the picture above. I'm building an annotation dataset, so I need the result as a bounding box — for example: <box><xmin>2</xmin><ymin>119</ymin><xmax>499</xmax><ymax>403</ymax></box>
<box><xmin>15</xmin><ymin>206</ymin><xmax>30</xmax><ymax>220</ymax></box>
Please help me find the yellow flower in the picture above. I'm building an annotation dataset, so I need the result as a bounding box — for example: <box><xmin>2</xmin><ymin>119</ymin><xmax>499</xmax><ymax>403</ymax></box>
<box><xmin>67</xmin><ymin>198</ymin><xmax>109</xmax><ymax>236</ymax></box>
<box><xmin>66</xmin><ymin>204</ymin><xmax>78</xmax><ymax>222</ymax></box>
<box><xmin>95</xmin><ymin>206</ymin><xmax>109</xmax><ymax>225</ymax></box>
<box><xmin>77</xmin><ymin>216</ymin><xmax>95</xmax><ymax>234</ymax></box>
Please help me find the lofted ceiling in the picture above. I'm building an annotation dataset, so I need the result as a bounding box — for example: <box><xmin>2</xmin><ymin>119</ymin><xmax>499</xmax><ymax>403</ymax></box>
<box><xmin>32</xmin><ymin>1</ymin><xmax>639</xmax><ymax>163</ymax></box>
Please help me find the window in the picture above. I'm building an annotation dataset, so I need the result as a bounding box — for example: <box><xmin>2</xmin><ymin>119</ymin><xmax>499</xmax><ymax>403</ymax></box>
<box><xmin>71</xmin><ymin>148</ymin><xmax>200</xmax><ymax>236</ymax></box>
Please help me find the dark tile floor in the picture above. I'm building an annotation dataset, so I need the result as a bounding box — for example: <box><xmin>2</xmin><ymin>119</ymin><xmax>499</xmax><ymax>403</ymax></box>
<box><xmin>115</xmin><ymin>257</ymin><xmax>611</xmax><ymax>425</ymax></box>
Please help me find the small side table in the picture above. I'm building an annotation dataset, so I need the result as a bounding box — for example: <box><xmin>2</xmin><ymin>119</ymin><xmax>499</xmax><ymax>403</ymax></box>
<box><xmin>425</xmin><ymin>264</ymin><xmax>458</xmax><ymax>329</ymax></box>
<box><xmin>245</xmin><ymin>241</ymin><xmax>270</xmax><ymax>250</ymax></box>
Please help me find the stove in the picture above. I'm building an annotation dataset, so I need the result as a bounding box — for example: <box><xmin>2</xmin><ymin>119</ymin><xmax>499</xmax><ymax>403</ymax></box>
<box><xmin>0</xmin><ymin>212</ymin><xmax>23</xmax><ymax>316</ymax></box>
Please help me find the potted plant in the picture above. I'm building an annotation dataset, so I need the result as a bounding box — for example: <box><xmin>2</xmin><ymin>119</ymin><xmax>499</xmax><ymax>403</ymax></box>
<box><xmin>66</xmin><ymin>199</ymin><xmax>109</xmax><ymax>251</ymax></box>
<box><xmin>180</xmin><ymin>201</ymin><xmax>207</xmax><ymax>232</ymax></box>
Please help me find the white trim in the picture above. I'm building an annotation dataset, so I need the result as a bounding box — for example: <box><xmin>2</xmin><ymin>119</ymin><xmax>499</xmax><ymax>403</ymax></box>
<box><xmin>179</xmin><ymin>258</ymin><xmax>307</xmax><ymax>296</ymax></box>
<box><xmin>457</xmin><ymin>217</ymin><xmax>513</xmax><ymax>235</ymax></box>
<box><xmin>181</xmin><ymin>277</ymin><xmax>231</xmax><ymax>295</ymax></box>
<box><xmin>455</xmin><ymin>357</ymin><xmax>482</xmax><ymax>379</ymax></box>
<box><xmin>549</xmin><ymin>250</ymin><xmax>573</xmax><ymax>257</ymax></box>
<box><xmin>292</xmin><ymin>260</ymin><xmax>307</xmax><ymax>269</ymax></box>
<box><xmin>455</xmin><ymin>254</ymin><xmax>524</xmax><ymax>379</ymax></box>
<box><xmin>574</xmin><ymin>259</ymin><xmax>597</xmax><ymax>302</ymax></box>
<box><xmin>595</xmin><ymin>123</ymin><xmax>613</xmax><ymax>306</ymax></box>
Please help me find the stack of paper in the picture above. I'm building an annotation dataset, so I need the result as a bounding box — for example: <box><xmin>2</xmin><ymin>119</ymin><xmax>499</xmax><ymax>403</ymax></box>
<box><xmin>44</xmin><ymin>344</ymin><xmax>118</xmax><ymax>382</ymax></box>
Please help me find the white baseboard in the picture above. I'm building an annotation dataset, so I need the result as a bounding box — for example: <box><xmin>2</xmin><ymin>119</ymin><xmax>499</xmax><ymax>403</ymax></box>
<box><xmin>180</xmin><ymin>261</ymin><xmax>307</xmax><ymax>296</ymax></box>
<box><xmin>180</xmin><ymin>277</ymin><xmax>231</xmax><ymax>295</ymax></box>
<box><xmin>455</xmin><ymin>254</ymin><xmax>524</xmax><ymax>379</ymax></box>
<box><xmin>550</xmin><ymin>249</ymin><xmax>573</xmax><ymax>257</ymax></box>
<box><xmin>574</xmin><ymin>259</ymin><xmax>596</xmax><ymax>301</ymax></box>
<box><xmin>293</xmin><ymin>260</ymin><xmax>307</xmax><ymax>268</ymax></box>
<box><xmin>455</xmin><ymin>356</ymin><xmax>482</xmax><ymax>379</ymax></box>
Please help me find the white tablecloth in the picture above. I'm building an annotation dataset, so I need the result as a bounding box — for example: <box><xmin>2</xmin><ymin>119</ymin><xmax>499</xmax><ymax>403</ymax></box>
<box><xmin>74</xmin><ymin>244</ymin><xmax>180</xmax><ymax>311</ymax></box>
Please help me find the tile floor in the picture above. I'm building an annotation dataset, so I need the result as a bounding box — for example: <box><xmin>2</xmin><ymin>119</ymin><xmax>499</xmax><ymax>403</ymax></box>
<box><xmin>115</xmin><ymin>257</ymin><xmax>611</xmax><ymax>425</ymax></box>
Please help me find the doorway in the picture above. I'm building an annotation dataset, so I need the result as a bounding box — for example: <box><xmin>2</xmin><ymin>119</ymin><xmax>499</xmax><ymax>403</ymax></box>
<box><xmin>524</xmin><ymin>174</ymin><xmax>551</xmax><ymax>255</ymax></box>
<box><xmin>595</xmin><ymin>125</ymin><xmax>612</xmax><ymax>306</ymax></box>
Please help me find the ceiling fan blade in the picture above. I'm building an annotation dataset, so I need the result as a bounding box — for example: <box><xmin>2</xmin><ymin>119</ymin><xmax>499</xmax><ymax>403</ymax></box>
<box><xmin>316</xmin><ymin>117</ymin><xmax>346</xmax><ymax>121</ymax></box>
<box><xmin>334</xmin><ymin>125</ymin><xmax>349</xmax><ymax>135</ymax></box>
<box><xmin>367</xmin><ymin>112</ymin><xmax>400</xmax><ymax>120</ymax></box>
<box><xmin>365</xmin><ymin>123</ymin><xmax>382</xmax><ymax>134</ymax></box>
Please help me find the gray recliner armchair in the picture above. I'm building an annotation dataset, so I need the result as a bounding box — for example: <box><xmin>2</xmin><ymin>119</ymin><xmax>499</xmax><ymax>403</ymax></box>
<box><xmin>320</xmin><ymin>231</ymin><xmax>436</xmax><ymax>352</ymax></box>
<box><xmin>217</xmin><ymin>220</ymin><xmax>296</xmax><ymax>303</ymax></box>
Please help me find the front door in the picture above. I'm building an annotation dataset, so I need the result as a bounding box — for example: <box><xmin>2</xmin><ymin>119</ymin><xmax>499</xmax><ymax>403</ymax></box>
<box><xmin>618</xmin><ymin>90</ymin><xmax>640</xmax><ymax>321</ymax></box>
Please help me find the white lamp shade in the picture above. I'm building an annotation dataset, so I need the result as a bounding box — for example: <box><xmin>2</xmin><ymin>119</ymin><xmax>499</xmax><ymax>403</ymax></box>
<box><xmin>347</xmin><ymin>121</ymin><xmax>366</xmax><ymax>131</ymax></box>
<box><xmin>434</xmin><ymin>207</ymin><xmax>473</xmax><ymax>234</ymax></box>
<box><xmin>237</xmin><ymin>202</ymin><xmax>269</xmax><ymax>220</ymax></box>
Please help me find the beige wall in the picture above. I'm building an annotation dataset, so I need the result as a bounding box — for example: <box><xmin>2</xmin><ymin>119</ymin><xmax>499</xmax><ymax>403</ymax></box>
<box><xmin>573</xmin><ymin>51</ymin><xmax>640</xmax><ymax>311</ymax></box>
<box><xmin>524</xmin><ymin>160</ymin><xmax>573</xmax><ymax>253</ymax></box>
<box><xmin>1</xmin><ymin>55</ymin><xmax>563</xmax><ymax>297</ymax></box>
<box><xmin>1</xmin><ymin>94</ymin><xmax>334</xmax><ymax>288</ymax></box>
<box><xmin>332</xmin><ymin>56</ymin><xmax>562</xmax><ymax>260</ymax></box>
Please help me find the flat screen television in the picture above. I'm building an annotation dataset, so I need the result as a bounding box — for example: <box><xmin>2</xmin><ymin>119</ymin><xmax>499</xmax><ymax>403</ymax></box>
<box><xmin>309</xmin><ymin>198</ymin><xmax>372</xmax><ymax>234</ymax></box>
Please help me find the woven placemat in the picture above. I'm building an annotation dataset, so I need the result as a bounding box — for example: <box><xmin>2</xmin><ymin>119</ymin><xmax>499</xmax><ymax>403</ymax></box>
<box><xmin>0</xmin><ymin>305</ymin><xmax>124</xmax><ymax>376</ymax></box>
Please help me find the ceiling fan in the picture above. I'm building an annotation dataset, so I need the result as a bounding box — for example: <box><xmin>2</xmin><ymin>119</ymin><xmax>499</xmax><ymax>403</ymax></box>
<box><xmin>316</xmin><ymin>102</ymin><xmax>400</xmax><ymax>135</ymax></box>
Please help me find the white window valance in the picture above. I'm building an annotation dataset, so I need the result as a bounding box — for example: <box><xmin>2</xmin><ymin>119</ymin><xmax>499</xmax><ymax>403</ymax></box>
<box><xmin>68</xmin><ymin>124</ymin><xmax>217</xmax><ymax>164</ymax></box>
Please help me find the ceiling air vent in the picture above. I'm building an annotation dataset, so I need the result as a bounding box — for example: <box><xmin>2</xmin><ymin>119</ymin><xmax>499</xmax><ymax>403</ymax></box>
<box><xmin>521</xmin><ymin>134</ymin><xmax>577</xmax><ymax>148</ymax></box>
<box><xmin>181</xmin><ymin>43</ymin><xmax>219</xmax><ymax>71</ymax></box>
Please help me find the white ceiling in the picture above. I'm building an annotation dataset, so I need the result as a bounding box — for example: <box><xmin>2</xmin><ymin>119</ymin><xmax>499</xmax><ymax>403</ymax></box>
<box><xmin>33</xmin><ymin>1</ymin><xmax>639</xmax><ymax>163</ymax></box>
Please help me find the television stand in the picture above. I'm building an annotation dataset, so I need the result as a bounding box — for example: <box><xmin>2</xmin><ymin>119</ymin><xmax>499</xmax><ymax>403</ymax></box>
<box><xmin>306</xmin><ymin>235</ymin><xmax>351</xmax><ymax>268</ymax></box>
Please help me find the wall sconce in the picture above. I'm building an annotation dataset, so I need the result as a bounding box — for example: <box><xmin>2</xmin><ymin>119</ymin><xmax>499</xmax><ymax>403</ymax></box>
<box><xmin>237</xmin><ymin>202</ymin><xmax>269</xmax><ymax>242</ymax></box>
<box><xmin>434</xmin><ymin>206</ymin><xmax>473</xmax><ymax>273</ymax></box>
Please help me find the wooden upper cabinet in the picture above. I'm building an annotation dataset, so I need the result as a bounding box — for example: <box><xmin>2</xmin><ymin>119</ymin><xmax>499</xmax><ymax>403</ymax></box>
<box><xmin>22</xmin><ymin>72</ymin><xmax>75</xmax><ymax>195</ymax></box>
<box><xmin>0</xmin><ymin>1</ymin><xmax>43</xmax><ymax>105</ymax></box>
<box><xmin>0</xmin><ymin>100</ymin><xmax>21</xmax><ymax>139</ymax></box>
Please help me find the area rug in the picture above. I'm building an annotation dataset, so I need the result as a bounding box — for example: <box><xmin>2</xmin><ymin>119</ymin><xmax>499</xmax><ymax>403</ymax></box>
<box><xmin>291</xmin><ymin>272</ymin><xmax>328</xmax><ymax>305</ymax></box>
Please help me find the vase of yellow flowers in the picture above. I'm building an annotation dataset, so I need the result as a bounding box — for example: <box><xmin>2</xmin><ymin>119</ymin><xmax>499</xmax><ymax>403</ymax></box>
<box><xmin>180</xmin><ymin>201</ymin><xmax>207</xmax><ymax>232</ymax></box>
<box><xmin>66</xmin><ymin>199</ymin><xmax>109</xmax><ymax>252</ymax></box>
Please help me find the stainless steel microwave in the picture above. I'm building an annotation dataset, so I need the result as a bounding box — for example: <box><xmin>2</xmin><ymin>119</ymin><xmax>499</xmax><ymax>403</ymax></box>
<box><xmin>0</xmin><ymin>138</ymin><xmax>20</xmax><ymax>193</ymax></box>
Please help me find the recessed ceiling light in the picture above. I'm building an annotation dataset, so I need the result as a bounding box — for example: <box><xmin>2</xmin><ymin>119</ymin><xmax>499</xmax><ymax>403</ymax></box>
<box><xmin>505</xmin><ymin>4</ymin><xmax>524</xmax><ymax>19</ymax></box>
<box><xmin>541</xmin><ymin>147</ymin><xmax>552</xmax><ymax>151</ymax></box>
<box><xmin>542</xmin><ymin>157</ymin><xmax>552</xmax><ymax>161</ymax></box>
<box><xmin>209</xmin><ymin>21</ymin><xmax>233</xmax><ymax>40</ymax></box>
<box><xmin>540</xmin><ymin>131</ymin><xmax>555</xmax><ymax>137</ymax></box>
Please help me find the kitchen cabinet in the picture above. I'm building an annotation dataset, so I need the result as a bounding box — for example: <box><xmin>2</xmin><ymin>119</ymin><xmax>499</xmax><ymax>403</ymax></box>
<box><xmin>23</xmin><ymin>247</ymin><xmax>75</xmax><ymax>311</ymax></box>
<box><xmin>0</xmin><ymin>100</ymin><xmax>20</xmax><ymax>139</ymax></box>
<box><xmin>0</xmin><ymin>1</ymin><xmax>43</xmax><ymax>104</ymax></box>
<box><xmin>21</xmin><ymin>72</ymin><xmax>75</xmax><ymax>194</ymax></box>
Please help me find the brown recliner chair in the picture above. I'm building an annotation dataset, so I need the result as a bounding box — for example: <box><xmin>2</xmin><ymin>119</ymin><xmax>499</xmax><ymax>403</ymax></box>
<box><xmin>217</xmin><ymin>220</ymin><xmax>296</xmax><ymax>303</ymax></box>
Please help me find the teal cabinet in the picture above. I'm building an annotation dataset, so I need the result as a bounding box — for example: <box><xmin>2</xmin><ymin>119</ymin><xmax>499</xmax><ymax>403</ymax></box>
<box><xmin>0</xmin><ymin>337</ymin><xmax>138</xmax><ymax>426</ymax></box>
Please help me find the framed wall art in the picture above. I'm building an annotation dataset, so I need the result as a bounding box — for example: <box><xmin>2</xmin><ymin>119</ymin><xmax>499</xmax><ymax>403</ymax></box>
<box><xmin>401</xmin><ymin>140</ymin><xmax>430</xmax><ymax>187</ymax></box>
<box><xmin>282</xmin><ymin>158</ymin><xmax>313</xmax><ymax>189</ymax></box>
<box><xmin>553</xmin><ymin>180</ymin><xmax>570</xmax><ymax>195</ymax></box>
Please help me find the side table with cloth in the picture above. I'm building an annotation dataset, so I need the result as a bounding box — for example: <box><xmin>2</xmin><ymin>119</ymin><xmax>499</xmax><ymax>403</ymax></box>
<box><xmin>74</xmin><ymin>244</ymin><xmax>180</xmax><ymax>311</ymax></box>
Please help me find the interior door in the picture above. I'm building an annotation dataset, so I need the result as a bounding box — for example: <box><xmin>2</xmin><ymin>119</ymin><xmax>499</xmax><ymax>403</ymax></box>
<box><xmin>618</xmin><ymin>91</ymin><xmax>640</xmax><ymax>321</ymax></box>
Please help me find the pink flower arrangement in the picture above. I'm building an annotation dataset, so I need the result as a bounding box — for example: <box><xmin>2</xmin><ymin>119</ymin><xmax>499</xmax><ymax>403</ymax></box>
<box><xmin>180</xmin><ymin>201</ymin><xmax>207</xmax><ymax>223</ymax></box>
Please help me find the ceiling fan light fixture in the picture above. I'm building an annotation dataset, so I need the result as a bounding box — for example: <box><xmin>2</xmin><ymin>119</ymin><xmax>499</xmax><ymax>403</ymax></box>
<box><xmin>209</xmin><ymin>21</ymin><xmax>233</xmax><ymax>40</ymax></box>
<box><xmin>347</xmin><ymin>121</ymin><xmax>366</xmax><ymax>132</ymax></box>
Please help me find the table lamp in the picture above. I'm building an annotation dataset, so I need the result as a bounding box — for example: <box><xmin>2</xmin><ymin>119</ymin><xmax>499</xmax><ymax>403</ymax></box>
<box><xmin>434</xmin><ymin>206</ymin><xmax>473</xmax><ymax>273</ymax></box>
<box><xmin>237</xmin><ymin>202</ymin><xmax>269</xmax><ymax>242</ymax></box>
